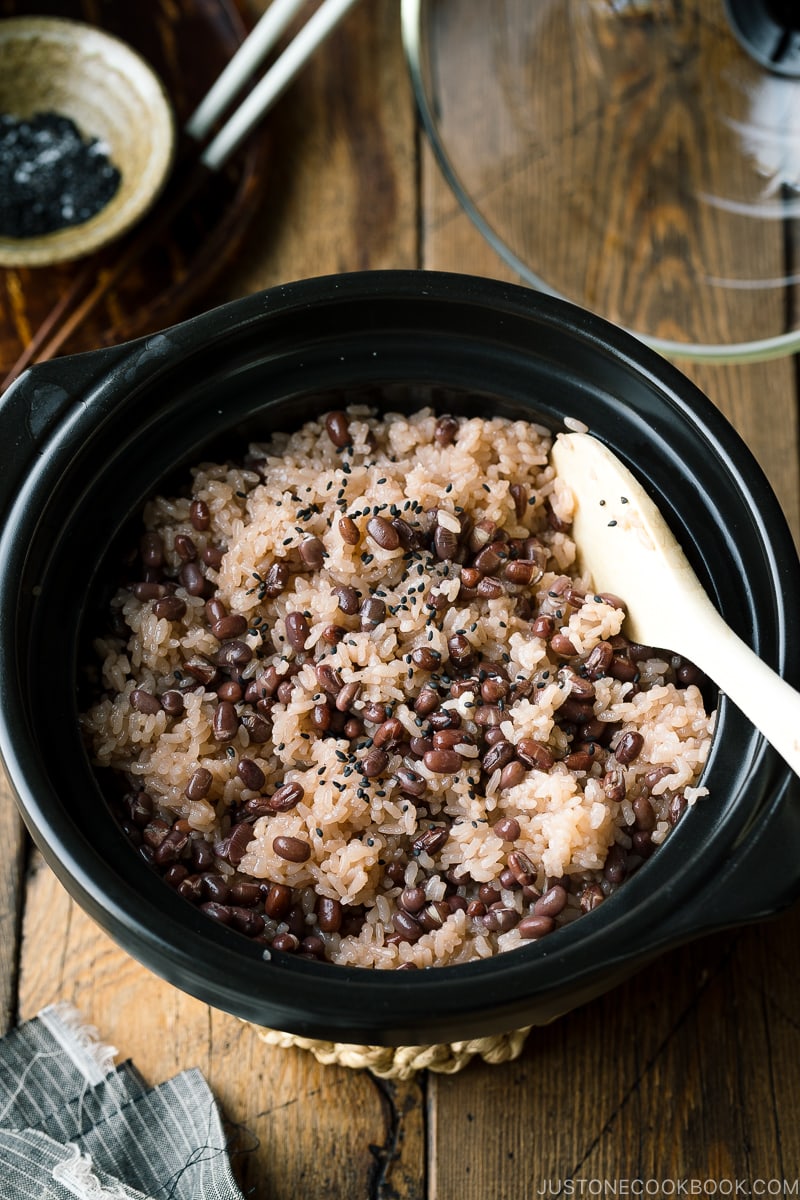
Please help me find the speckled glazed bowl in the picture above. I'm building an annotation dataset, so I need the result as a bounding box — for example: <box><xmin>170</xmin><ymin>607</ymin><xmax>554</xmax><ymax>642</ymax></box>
<box><xmin>1</xmin><ymin>271</ymin><xmax>798</xmax><ymax>1045</ymax></box>
<box><xmin>0</xmin><ymin>16</ymin><xmax>174</xmax><ymax>266</ymax></box>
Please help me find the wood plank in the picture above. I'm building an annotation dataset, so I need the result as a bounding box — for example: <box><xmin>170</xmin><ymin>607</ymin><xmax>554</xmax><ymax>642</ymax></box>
<box><xmin>0</xmin><ymin>776</ymin><xmax>27</xmax><ymax>1035</ymax></box>
<box><xmin>420</xmin><ymin>7</ymin><xmax>800</xmax><ymax>1196</ymax></box>
<box><xmin>212</xmin><ymin>0</ymin><xmax>419</xmax><ymax>300</ymax></box>
<box><xmin>8</xmin><ymin>3</ymin><xmax>798</xmax><ymax>1198</ymax></box>
<box><xmin>420</xmin><ymin>138</ymin><xmax>521</xmax><ymax>287</ymax></box>
<box><xmin>14</xmin><ymin>3</ymin><xmax>425</xmax><ymax>1198</ymax></box>
<box><xmin>418</xmin><ymin>0</ymin><xmax>796</xmax><ymax>353</ymax></box>
<box><xmin>430</xmin><ymin>914</ymin><xmax>800</xmax><ymax>1198</ymax></box>
<box><xmin>18</xmin><ymin>850</ymin><xmax>426</xmax><ymax>1200</ymax></box>
<box><xmin>0</xmin><ymin>0</ymin><xmax>272</xmax><ymax>368</ymax></box>
<box><xmin>680</xmin><ymin>357</ymin><xmax>800</xmax><ymax>546</ymax></box>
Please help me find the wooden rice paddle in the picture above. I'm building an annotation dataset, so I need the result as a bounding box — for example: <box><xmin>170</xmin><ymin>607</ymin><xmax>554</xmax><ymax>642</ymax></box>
<box><xmin>551</xmin><ymin>431</ymin><xmax>800</xmax><ymax>777</ymax></box>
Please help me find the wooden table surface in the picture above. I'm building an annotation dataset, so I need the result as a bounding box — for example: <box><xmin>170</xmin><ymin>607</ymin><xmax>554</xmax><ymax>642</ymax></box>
<box><xmin>2</xmin><ymin>2</ymin><xmax>800</xmax><ymax>1196</ymax></box>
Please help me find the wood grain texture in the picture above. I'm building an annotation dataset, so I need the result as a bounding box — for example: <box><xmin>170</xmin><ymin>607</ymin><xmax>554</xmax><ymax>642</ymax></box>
<box><xmin>419</xmin><ymin>8</ymin><xmax>800</xmax><ymax>1197</ymax></box>
<box><xmin>419</xmin><ymin>0</ymin><xmax>798</xmax><ymax>353</ymax></box>
<box><xmin>5</xmin><ymin>2</ymin><xmax>800</xmax><ymax>1198</ymax></box>
<box><xmin>18</xmin><ymin>851</ymin><xmax>426</xmax><ymax>1200</ymax></box>
<box><xmin>0</xmin><ymin>0</ymin><xmax>270</xmax><ymax>372</ymax></box>
<box><xmin>211</xmin><ymin>0</ymin><xmax>418</xmax><ymax>300</ymax></box>
<box><xmin>429</xmin><ymin>913</ymin><xmax>800</xmax><ymax>1197</ymax></box>
<box><xmin>0</xmin><ymin>775</ymin><xmax>26</xmax><ymax>1035</ymax></box>
<box><xmin>12</xmin><ymin>3</ymin><xmax>424</xmax><ymax>1198</ymax></box>
<box><xmin>681</xmin><ymin>357</ymin><xmax>800</xmax><ymax>545</ymax></box>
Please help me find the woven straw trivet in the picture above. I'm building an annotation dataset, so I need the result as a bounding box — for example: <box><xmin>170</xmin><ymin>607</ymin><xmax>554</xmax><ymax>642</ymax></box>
<box><xmin>247</xmin><ymin>1024</ymin><xmax>533</xmax><ymax>1079</ymax></box>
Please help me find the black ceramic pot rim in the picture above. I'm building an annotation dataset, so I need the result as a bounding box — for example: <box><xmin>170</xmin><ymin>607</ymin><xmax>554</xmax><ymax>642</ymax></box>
<box><xmin>0</xmin><ymin>270</ymin><xmax>798</xmax><ymax>1043</ymax></box>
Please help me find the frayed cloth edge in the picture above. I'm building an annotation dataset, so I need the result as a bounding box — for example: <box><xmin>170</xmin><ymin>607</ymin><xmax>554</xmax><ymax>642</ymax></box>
<box><xmin>38</xmin><ymin>1005</ymin><xmax>118</xmax><ymax>1088</ymax></box>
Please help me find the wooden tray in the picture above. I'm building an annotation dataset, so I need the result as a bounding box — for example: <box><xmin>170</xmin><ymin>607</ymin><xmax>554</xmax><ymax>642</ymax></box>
<box><xmin>0</xmin><ymin>0</ymin><xmax>270</xmax><ymax>372</ymax></box>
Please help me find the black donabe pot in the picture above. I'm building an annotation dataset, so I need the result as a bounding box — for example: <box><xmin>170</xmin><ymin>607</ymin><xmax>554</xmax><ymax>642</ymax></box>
<box><xmin>1</xmin><ymin>271</ymin><xmax>799</xmax><ymax>1046</ymax></box>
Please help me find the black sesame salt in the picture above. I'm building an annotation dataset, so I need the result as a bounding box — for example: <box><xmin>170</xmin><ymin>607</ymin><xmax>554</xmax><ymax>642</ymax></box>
<box><xmin>0</xmin><ymin>111</ymin><xmax>121</xmax><ymax>238</ymax></box>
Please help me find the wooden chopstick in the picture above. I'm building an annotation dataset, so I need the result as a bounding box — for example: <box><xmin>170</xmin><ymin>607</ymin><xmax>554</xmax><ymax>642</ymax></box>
<box><xmin>1</xmin><ymin>0</ymin><xmax>361</xmax><ymax>393</ymax></box>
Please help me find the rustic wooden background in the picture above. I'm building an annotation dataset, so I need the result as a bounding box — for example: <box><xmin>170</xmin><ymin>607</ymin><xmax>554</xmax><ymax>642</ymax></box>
<box><xmin>1</xmin><ymin>1</ymin><xmax>799</xmax><ymax>1196</ymax></box>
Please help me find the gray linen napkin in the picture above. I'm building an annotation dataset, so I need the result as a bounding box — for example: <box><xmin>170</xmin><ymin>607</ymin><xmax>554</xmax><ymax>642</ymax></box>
<box><xmin>0</xmin><ymin>1004</ymin><xmax>245</xmax><ymax>1200</ymax></box>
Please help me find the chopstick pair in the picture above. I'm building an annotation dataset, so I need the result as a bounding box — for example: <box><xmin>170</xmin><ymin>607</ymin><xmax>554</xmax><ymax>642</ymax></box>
<box><xmin>1</xmin><ymin>0</ymin><xmax>361</xmax><ymax>393</ymax></box>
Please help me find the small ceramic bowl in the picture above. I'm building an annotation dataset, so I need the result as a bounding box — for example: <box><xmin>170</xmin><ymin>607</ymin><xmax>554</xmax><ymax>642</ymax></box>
<box><xmin>0</xmin><ymin>16</ymin><xmax>175</xmax><ymax>267</ymax></box>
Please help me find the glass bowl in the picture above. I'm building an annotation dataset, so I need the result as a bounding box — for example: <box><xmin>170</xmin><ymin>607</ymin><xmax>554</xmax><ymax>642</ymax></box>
<box><xmin>402</xmin><ymin>0</ymin><xmax>800</xmax><ymax>362</ymax></box>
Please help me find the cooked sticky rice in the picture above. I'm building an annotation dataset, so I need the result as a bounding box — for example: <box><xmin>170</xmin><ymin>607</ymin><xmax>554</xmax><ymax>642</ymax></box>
<box><xmin>81</xmin><ymin>408</ymin><xmax>714</xmax><ymax>969</ymax></box>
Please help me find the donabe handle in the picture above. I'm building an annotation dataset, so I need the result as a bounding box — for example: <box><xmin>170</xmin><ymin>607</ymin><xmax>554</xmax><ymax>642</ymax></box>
<box><xmin>661</xmin><ymin>767</ymin><xmax>800</xmax><ymax>944</ymax></box>
<box><xmin>0</xmin><ymin>342</ymin><xmax>134</xmax><ymax>525</ymax></box>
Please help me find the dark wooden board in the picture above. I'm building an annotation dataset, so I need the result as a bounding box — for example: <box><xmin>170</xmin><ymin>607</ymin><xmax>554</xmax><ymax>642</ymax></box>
<box><xmin>0</xmin><ymin>0</ymin><xmax>270</xmax><ymax>371</ymax></box>
<box><xmin>4</xmin><ymin>0</ymin><xmax>800</xmax><ymax>1194</ymax></box>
